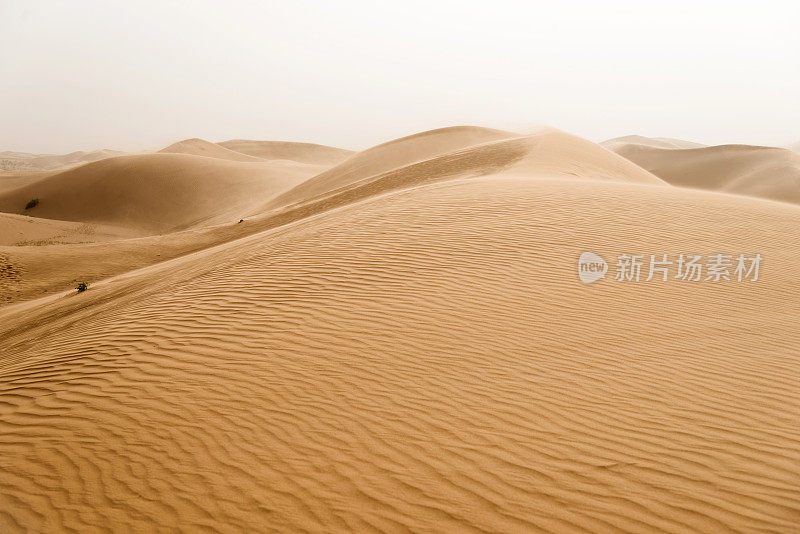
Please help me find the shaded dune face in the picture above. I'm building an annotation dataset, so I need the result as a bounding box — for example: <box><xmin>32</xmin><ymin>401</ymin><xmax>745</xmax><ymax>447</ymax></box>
<box><xmin>607</xmin><ymin>142</ymin><xmax>800</xmax><ymax>205</ymax></box>
<box><xmin>0</xmin><ymin>153</ymin><xmax>322</xmax><ymax>234</ymax></box>
<box><xmin>1</xmin><ymin>176</ymin><xmax>799</xmax><ymax>532</ymax></box>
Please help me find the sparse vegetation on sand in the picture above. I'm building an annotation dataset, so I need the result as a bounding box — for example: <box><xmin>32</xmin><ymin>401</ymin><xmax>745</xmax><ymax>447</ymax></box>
<box><xmin>24</xmin><ymin>198</ymin><xmax>39</xmax><ymax>210</ymax></box>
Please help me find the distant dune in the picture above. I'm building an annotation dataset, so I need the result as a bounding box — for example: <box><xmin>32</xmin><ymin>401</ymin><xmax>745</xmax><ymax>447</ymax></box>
<box><xmin>602</xmin><ymin>135</ymin><xmax>706</xmax><ymax>150</ymax></box>
<box><xmin>790</xmin><ymin>140</ymin><xmax>800</xmax><ymax>153</ymax></box>
<box><xmin>219</xmin><ymin>139</ymin><xmax>354</xmax><ymax>165</ymax></box>
<box><xmin>606</xmin><ymin>141</ymin><xmax>800</xmax><ymax>204</ymax></box>
<box><xmin>0</xmin><ymin>213</ymin><xmax>134</xmax><ymax>246</ymax></box>
<box><xmin>159</xmin><ymin>137</ymin><xmax>265</xmax><ymax>162</ymax></box>
<box><xmin>0</xmin><ymin>153</ymin><xmax>322</xmax><ymax>233</ymax></box>
<box><xmin>0</xmin><ymin>148</ymin><xmax>124</xmax><ymax>172</ymax></box>
<box><xmin>1</xmin><ymin>126</ymin><xmax>799</xmax><ymax>532</ymax></box>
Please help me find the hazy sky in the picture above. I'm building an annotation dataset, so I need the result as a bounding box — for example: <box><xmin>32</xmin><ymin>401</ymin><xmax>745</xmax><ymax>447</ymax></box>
<box><xmin>1</xmin><ymin>0</ymin><xmax>798</xmax><ymax>153</ymax></box>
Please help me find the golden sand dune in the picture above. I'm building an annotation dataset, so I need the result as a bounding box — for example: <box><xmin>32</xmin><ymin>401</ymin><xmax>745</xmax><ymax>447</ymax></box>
<box><xmin>1</xmin><ymin>173</ymin><xmax>799</xmax><ymax>532</ymax></box>
<box><xmin>0</xmin><ymin>153</ymin><xmax>323</xmax><ymax>234</ymax></box>
<box><xmin>0</xmin><ymin>129</ymin><xmax>664</xmax><ymax>305</ymax></box>
<box><xmin>266</xmin><ymin>126</ymin><xmax>520</xmax><ymax>207</ymax></box>
<box><xmin>607</xmin><ymin>142</ymin><xmax>800</xmax><ymax>204</ymax></box>
<box><xmin>0</xmin><ymin>149</ymin><xmax>124</xmax><ymax>172</ymax></box>
<box><xmin>159</xmin><ymin>138</ymin><xmax>266</xmax><ymax>162</ymax></box>
<box><xmin>219</xmin><ymin>139</ymin><xmax>355</xmax><ymax>165</ymax></box>
<box><xmin>268</xmin><ymin>127</ymin><xmax>663</xmax><ymax>210</ymax></box>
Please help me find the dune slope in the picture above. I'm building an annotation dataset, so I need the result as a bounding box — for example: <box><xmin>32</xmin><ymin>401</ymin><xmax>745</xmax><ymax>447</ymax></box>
<box><xmin>0</xmin><ymin>153</ymin><xmax>323</xmax><ymax>233</ymax></box>
<box><xmin>1</xmin><ymin>174</ymin><xmax>798</xmax><ymax>532</ymax></box>
<box><xmin>608</xmin><ymin>142</ymin><xmax>800</xmax><ymax>204</ymax></box>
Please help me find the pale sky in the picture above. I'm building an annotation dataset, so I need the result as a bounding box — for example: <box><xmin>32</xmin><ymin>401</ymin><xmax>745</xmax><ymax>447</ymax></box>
<box><xmin>1</xmin><ymin>0</ymin><xmax>798</xmax><ymax>154</ymax></box>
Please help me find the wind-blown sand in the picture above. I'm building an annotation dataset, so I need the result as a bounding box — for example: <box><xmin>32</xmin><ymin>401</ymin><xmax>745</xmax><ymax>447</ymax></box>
<box><xmin>1</xmin><ymin>127</ymin><xmax>798</xmax><ymax>532</ymax></box>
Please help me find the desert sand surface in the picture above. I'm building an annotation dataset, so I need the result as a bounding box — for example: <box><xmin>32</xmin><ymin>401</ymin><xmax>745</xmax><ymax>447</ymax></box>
<box><xmin>1</xmin><ymin>127</ymin><xmax>799</xmax><ymax>532</ymax></box>
<box><xmin>606</xmin><ymin>140</ymin><xmax>800</xmax><ymax>205</ymax></box>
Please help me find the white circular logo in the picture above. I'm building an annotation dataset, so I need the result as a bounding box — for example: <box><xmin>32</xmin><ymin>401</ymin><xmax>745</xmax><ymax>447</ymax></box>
<box><xmin>578</xmin><ymin>252</ymin><xmax>607</xmax><ymax>284</ymax></box>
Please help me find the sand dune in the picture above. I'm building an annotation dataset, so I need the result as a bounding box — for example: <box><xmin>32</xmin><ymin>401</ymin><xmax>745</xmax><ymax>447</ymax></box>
<box><xmin>602</xmin><ymin>135</ymin><xmax>705</xmax><ymax>150</ymax></box>
<box><xmin>1</xmin><ymin>173</ymin><xmax>799</xmax><ymax>532</ymax></box>
<box><xmin>0</xmin><ymin>129</ymin><xmax>661</xmax><ymax>304</ymax></box>
<box><xmin>267</xmin><ymin>127</ymin><xmax>663</xmax><ymax>209</ymax></box>
<box><xmin>266</xmin><ymin>126</ymin><xmax>519</xmax><ymax>206</ymax></box>
<box><xmin>219</xmin><ymin>139</ymin><xmax>354</xmax><ymax>165</ymax></box>
<box><xmin>0</xmin><ymin>149</ymin><xmax>124</xmax><ymax>172</ymax></box>
<box><xmin>158</xmin><ymin>138</ymin><xmax>265</xmax><ymax>162</ymax></box>
<box><xmin>0</xmin><ymin>213</ymin><xmax>133</xmax><ymax>246</ymax></box>
<box><xmin>607</xmin><ymin>142</ymin><xmax>800</xmax><ymax>204</ymax></box>
<box><xmin>0</xmin><ymin>153</ymin><xmax>323</xmax><ymax>234</ymax></box>
<box><xmin>0</xmin><ymin>127</ymin><xmax>799</xmax><ymax>532</ymax></box>
<box><xmin>0</xmin><ymin>171</ymin><xmax>54</xmax><ymax>194</ymax></box>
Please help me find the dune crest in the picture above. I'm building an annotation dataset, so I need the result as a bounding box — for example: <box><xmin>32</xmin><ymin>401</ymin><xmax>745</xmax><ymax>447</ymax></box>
<box><xmin>267</xmin><ymin>127</ymin><xmax>664</xmax><ymax>210</ymax></box>
<box><xmin>266</xmin><ymin>126</ymin><xmax>520</xmax><ymax>207</ymax></box>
